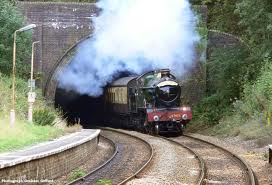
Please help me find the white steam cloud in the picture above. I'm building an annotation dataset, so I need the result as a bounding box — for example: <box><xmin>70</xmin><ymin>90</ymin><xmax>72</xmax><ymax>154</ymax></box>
<box><xmin>58</xmin><ymin>0</ymin><xmax>199</xmax><ymax>96</ymax></box>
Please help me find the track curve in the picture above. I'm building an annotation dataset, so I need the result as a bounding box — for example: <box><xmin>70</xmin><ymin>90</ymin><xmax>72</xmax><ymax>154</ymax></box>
<box><xmin>110</xmin><ymin>129</ymin><xmax>205</xmax><ymax>185</ymax></box>
<box><xmin>69</xmin><ymin>128</ymin><xmax>153</xmax><ymax>185</ymax></box>
<box><xmin>171</xmin><ymin>134</ymin><xmax>257</xmax><ymax>185</ymax></box>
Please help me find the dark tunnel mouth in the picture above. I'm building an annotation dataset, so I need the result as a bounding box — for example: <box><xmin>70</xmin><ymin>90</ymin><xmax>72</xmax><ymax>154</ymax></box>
<box><xmin>54</xmin><ymin>87</ymin><xmax>105</xmax><ymax>129</ymax></box>
<box><xmin>54</xmin><ymin>71</ymin><xmax>134</xmax><ymax>129</ymax></box>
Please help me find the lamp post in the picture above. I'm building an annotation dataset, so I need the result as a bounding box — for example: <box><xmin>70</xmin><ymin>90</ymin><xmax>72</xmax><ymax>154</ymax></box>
<box><xmin>10</xmin><ymin>24</ymin><xmax>36</xmax><ymax>126</ymax></box>
<box><xmin>28</xmin><ymin>41</ymin><xmax>39</xmax><ymax>123</ymax></box>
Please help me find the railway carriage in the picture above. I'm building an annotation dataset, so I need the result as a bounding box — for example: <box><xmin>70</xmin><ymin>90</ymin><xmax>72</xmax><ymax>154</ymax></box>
<box><xmin>104</xmin><ymin>69</ymin><xmax>192</xmax><ymax>134</ymax></box>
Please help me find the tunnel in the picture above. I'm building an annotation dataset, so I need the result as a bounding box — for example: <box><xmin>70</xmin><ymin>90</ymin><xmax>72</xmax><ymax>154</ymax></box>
<box><xmin>55</xmin><ymin>88</ymin><xmax>105</xmax><ymax>128</ymax></box>
<box><xmin>54</xmin><ymin>71</ymin><xmax>133</xmax><ymax>128</ymax></box>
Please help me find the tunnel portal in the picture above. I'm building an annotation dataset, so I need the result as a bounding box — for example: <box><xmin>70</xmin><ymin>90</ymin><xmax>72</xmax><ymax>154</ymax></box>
<box><xmin>54</xmin><ymin>71</ymin><xmax>133</xmax><ymax>128</ymax></box>
<box><xmin>55</xmin><ymin>88</ymin><xmax>105</xmax><ymax>128</ymax></box>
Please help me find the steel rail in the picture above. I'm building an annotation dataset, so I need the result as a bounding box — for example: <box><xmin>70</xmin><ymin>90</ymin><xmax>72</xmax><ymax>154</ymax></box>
<box><xmin>67</xmin><ymin>135</ymin><xmax>118</xmax><ymax>185</ymax></box>
<box><xmin>183</xmin><ymin>134</ymin><xmax>257</xmax><ymax>185</ymax></box>
<box><xmin>68</xmin><ymin>127</ymin><xmax>154</xmax><ymax>185</ymax></box>
<box><xmin>100</xmin><ymin>127</ymin><xmax>154</xmax><ymax>185</ymax></box>
<box><xmin>158</xmin><ymin>135</ymin><xmax>207</xmax><ymax>185</ymax></box>
<box><xmin>101</xmin><ymin>128</ymin><xmax>205</xmax><ymax>185</ymax></box>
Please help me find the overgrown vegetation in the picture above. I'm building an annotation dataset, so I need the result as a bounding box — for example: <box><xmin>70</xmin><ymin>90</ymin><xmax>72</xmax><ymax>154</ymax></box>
<box><xmin>0</xmin><ymin>119</ymin><xmax>64</xmax><ymax>152</ymax></box>
<box><xmin>0</xmin><ymin>0</ymin><xmax>32</xmax><ymax>78</ymax></box>
<box><xmin>68</xmin><ymin>168</ymin><xmax>86</xmax><ymax>181</ymax></box>
<box><xmin>189</xmin><ymin>0</ymin><xmax>272</xmax><ymax>139</ymax></box>
<box><xmin>0</xmin><ymin>0</ymin><xmax>81</xmax><ymax>152</ymax></box>
<box><xmin>0</xmin><ymin>74</ymin><xmax>81</xmax><ymax>152</ymax></box>
<box><xmin>96</xmin><ymin>179</ymin><xmax>112</xmax><ymax>185</ymax></box>
<box><xmin>33</xmin><ymin>108</ymin><xmax>57</xmax><ymax>126</ymax></box>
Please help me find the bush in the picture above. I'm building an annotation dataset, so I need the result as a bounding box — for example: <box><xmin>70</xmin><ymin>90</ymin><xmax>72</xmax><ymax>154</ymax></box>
<box><xmin>207</xmin><ymin>45</ymin><xmax>256</xmax><ymax>99</ymax></box>
<box><xmin>193</xmin><ymin>45</ymin><xmax>251</xmax><ymax>125</ymax></box>
<box><xmin>240</xmin><ymin>59</ymin><xmax>272</xmax><ymax>117</ymax></box>
<box><xmin>33</xmin><ymin>108</ymin><xmax>56</xmax><ymax>126</ymax></box>
<box><xmin>193</xmin><ymin>94</ymin><xmax>231</xmax><ymax>125</ymax></box>
<box><xmin>68</xmin><ymin>168</ymin><xmax>86</xmax><ymax>181</ymax></box>
<box><xmin>200</xmin><ymin>59</ymin><xmax>272</xmax><ymax>139</ymax></box>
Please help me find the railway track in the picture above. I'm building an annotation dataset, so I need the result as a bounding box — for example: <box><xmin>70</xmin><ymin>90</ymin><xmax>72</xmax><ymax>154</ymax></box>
<box><xmin>171</xmin><ymin>134</ymin><xmax>257</xmax><ymax>185</ymax></box>
<box><xmin>157</xmin><ymin>135</ymin><xmax>206</xmax><ymax>185</ymax></box>
<box><xmin>68</xmin><ymin>127</ymin><xmax>256</xmax><ymax>185</ymax></box>
<box><xmin>108</xmin><ymin>128</ymin><xmax>205</xmax><ymax>185</ymax></box>
<box><xmin>68</xmin><ymin>128</ymin><xmax>153</xmax><ymax>185</ymax></box>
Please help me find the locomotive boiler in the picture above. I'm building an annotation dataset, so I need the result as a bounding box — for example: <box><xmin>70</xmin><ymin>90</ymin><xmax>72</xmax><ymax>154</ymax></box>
<box><xmin>104</xmin><ymin>69</ymin><xmax>192</xmax><ymax>134</ymax></box>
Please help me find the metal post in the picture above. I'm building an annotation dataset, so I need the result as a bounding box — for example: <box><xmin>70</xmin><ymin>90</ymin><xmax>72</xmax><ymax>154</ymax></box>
<box><xmin>10</xmin><ymin>30</ymin><xmax>18</xmax><ymax>126</ymax></box>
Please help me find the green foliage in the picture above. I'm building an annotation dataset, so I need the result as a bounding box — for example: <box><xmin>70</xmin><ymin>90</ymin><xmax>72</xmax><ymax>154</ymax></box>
<box><xmin>33</xmin><ymin>108</ymin><xmax>57</xmax><ymax>126</ymax></box>
<box><xmin>207</xmin><ymin>0</ymin><xmax>243</xmax><ymax>35</ymax></box>
<box><xmin>190</xmin><ymin>0</ymin><xmax>243</xmax><ymax>35</ymax></box>
<box><xmin>193</xmin><ymin>58</ymin><xmax>272</xmax><ymax>139</ymax></box>
<box><xmin>241</xmin><ymin>59</ymin><xmax>272</xmax><ymax>115</ymax></box>
<box><xmin>69</xmin><ymin>168</ymin><xmax>86</xmax><ymax>181</ymax></box>
<box><xmin>236</xmin><ymin>0</ymin><xmax>272</xmax><ymax>58</ymax></box>
<box><xmin>190</xmin><ymin>0</ymin><xmax>272</xmax><ymax>140</ymax></box>
<box><xmin>193</xmin><ymin>94</ymin><xmax>231</xmax><ymax>124</ymax></box>
<box><xmin>207</xmin><ymin>46</ymin><xmax>257</xmax><ymax>99</ymax></box>
<box><xmin>0</xmin><ymin>0</ymin><xmax>32</xmax><ymax>78</ymax></box>
<box><xmin>0</xmin><ymin>73</ymin><xmax>59</xmax><ymax>125</ymax></box>
<box><xmin>96</xmin><ymin>179</ymin><xmax>112</xmax><ymax>185</ymax></box>
<box><xmin>193</xmin><ymin>45</ymin><xmax>259</xmax><ymax>125</ymax></box>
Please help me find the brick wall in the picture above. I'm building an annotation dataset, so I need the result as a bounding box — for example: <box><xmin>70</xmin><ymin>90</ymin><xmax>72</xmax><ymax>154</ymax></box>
<box><xmin>0</xmin><ymin>137</ymin><xmax>98</xmax><ymax>183</ymax></box>
<box><xmin>16</xmin><ymin>2</ymin><xmax>98</xmax><ymax>92</ymax></box>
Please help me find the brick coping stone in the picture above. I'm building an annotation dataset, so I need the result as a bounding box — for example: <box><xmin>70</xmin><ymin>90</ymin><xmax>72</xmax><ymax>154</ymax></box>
<box><xmin>0</xmin><ymin>129</ymin><xmax>100</xmax><ymax>169</ymax></box>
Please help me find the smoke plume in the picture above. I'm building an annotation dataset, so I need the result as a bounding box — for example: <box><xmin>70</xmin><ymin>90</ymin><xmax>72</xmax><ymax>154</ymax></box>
<box><xmin>58</xmin><ymin>0</ymin><xmax>199</xmax><ymax>96</ymax></box>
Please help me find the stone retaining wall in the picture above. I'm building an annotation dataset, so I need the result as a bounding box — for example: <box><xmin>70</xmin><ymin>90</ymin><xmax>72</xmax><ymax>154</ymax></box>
<box><xmin>0</xmin><ymin>133</ymin><xmax>99</xmax><ymax>183</ymax></box>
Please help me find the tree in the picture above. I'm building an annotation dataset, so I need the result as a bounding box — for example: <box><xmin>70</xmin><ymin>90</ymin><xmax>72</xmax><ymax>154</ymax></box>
<box><xmin>236</xmin><ymin>0</ymin><xmax>272</xmax><ymax>58</ymax></box>
<box><xmin>0</xmin><ymin>0</ymin><xmax>31</xmax><ymax>77</ymax></box>
<box><xmin>206</xmin><ymin>0</ymin><xmax>243</xmax><ymax>35</ymax></box>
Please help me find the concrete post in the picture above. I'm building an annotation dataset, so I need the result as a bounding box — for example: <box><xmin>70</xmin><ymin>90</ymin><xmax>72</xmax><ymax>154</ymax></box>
<box><xmin>269</xmin><ymin>145</ymin><xmax>272</xmax><ymax>164</ymax></box>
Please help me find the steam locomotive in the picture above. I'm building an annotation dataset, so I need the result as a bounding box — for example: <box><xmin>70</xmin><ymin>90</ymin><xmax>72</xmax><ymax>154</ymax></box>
<box><xmin>104</xmin><ymin>69</ymin><xmax>192</xmax><ymax>134</ymax></box>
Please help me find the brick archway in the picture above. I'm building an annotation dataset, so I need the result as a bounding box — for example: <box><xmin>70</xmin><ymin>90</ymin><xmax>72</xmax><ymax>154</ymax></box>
<box><xmin>44</xmin><ymin>35</ymin><xmax>91</xmax><ymax>103</ymax></box>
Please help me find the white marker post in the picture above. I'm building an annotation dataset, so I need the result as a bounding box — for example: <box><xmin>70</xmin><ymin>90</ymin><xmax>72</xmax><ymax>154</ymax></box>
<box><xmin>28</xmin><ymin>92</ymin><xmax>36</xmax><ymax>122</ymax></box>
<box><xmin>28</xmin><ymin>41</ymin><xmax>39</xmax><ymax>123</ymax></box>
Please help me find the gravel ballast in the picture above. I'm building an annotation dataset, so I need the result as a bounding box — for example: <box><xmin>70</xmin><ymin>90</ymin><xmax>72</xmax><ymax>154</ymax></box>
<box><xmin>121</xmin><ymin>130</ymin><xmax>201</xmax><ymax>185</ymax></box>
<box><xmin>186</xmin><ymin>133</ymin><xmax>272</xmax><ymax>185</ymax></box>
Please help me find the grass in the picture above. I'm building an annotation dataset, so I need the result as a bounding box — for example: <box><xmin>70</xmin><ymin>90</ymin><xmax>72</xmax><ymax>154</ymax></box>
<box><xmin>188</xmin><ymin>114</ymin><xmax>272</xmax><ymax>140</ymax></box>
<box><xmin>0</xmin><ymin>118</ymin><xmax>81</xmax><ymax>153</ymax></box>
<box><xmin>0</xmin><ymin>73</ymin><xmax>82</xmax><ymax>153</ymax></box>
